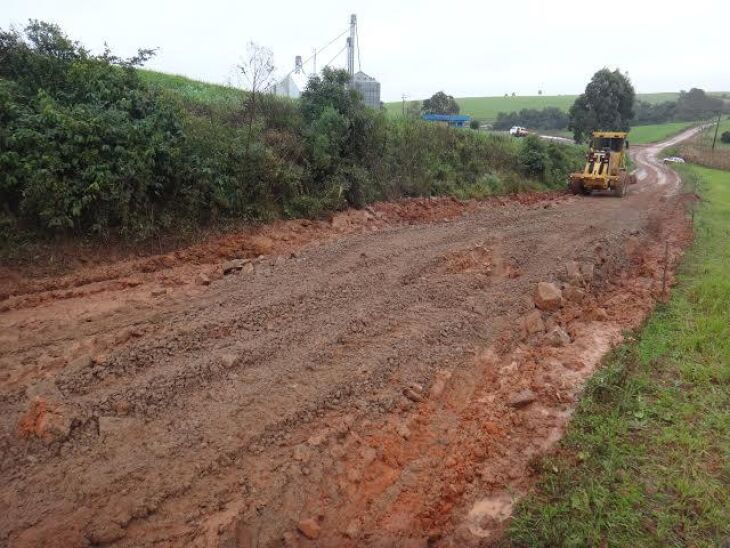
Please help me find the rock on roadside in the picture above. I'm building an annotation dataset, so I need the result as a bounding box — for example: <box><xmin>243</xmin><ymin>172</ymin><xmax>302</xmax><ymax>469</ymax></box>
<box><xmin>545</xmin><ymin>326</ymin><xmax>571</xmax><ymax>347</ymax></box>
<box><xmin>534</xmin><ymin>282</ymin><xmax>562</xmax><ymax>311</ymax></box>
<box><xmin>508</xmin><ymin>389</ymin><xmax>537</xmax><ymax>408</ymax></box>
<box><xmin>222</xmin><ymin>259</ymin><xmax>250</xmax><ymax>275</ymax></box>
<box><xmin>297</xmin><ymin>518</ymin><xmax>321</xmax><ymax>539</ymax></box>
<box><xmin>16</xmin><ymin>397</ymin><xmax>72</xmax><ymax>444</ymax></box>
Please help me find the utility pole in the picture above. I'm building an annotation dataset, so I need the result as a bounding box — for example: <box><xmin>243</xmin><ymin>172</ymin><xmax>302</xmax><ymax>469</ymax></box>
<box><xmin>401</xmin><ymin>94</ymin><xmax>408</xmax><ymax>117</ymax></box>
<box><xmin>711</xmin><ymin>111</ymin><xmax>721</xmax><ymax>151</ymax></box>
<box><xmin>313</xmin><ymin>48</ymin><xmax>317</xmax><ymax>75</ymax></box>
<box><xmin>347</xmin><ymin>14</ymin><xmax>357</xmax><ymax>79</ymax></box>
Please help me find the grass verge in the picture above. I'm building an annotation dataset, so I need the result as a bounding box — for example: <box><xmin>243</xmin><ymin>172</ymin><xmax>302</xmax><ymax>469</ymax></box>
<box><xmin>629</xmin><ymin>121</ymin><xmax>700</xmax><ymax>145</ymax></box>
<box><xmin>506</xmin><ymin>164</ymin><xmax>730</xmax><ymax>547</ymax></box>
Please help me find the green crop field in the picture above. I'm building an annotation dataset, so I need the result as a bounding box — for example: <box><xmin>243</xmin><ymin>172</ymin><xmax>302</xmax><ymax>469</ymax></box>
<box><xmin>628</xmin><ymin>121</ymin><xmax>700</xmax><ymax>144</ymax></box>
<box><xmin>385</xmin><ymin>92</ymin><xmax>685</xmax><ymax>122</ymax></box>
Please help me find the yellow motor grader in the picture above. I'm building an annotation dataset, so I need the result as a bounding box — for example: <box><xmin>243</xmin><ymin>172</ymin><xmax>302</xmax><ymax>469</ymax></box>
<box><xmin>569</xmin><ymin>131</ymin><xmax>634</xmax><ymax>197</ymax></box>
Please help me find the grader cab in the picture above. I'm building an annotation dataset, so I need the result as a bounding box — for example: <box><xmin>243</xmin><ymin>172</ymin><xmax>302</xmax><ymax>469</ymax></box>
<box><xmin>569</xmin><ymin>131</ymin><xmax>634</xmax><ymax>197</ymax></box>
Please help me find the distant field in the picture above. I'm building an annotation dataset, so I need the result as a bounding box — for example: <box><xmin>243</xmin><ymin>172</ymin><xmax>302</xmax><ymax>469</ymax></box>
<box><xmin>385</xmin><ymin>93</ymin><xmax>684</xmax><ymax>122</ymax></box>
<box><xmin>629</xmin><ymin>121</ymin><xmax>700</xmax><ymax>145</ymax></box>
<box><xmin>139</xmin><ymin>72</ymin><xmax>726</xmax><ymax>135</ymax></box>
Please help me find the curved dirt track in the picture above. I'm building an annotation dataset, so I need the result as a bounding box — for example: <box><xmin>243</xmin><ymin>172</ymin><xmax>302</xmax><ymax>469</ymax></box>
<box><xmin>0</xmin><ymin>129</ymin><xmax>699</xmax><ymax>547</ymax></box>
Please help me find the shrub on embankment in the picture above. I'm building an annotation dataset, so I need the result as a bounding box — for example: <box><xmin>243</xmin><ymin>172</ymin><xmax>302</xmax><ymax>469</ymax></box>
<box><xmin>0</xmin><ymin>21</ymin><xmax>583</xmax><ymax>244</ymax></box>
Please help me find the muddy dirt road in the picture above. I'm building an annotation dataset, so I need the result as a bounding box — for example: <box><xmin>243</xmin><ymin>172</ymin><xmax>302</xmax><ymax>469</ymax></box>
<box><xmin>0</xmin><ymin>129</ymin><xmax>700</xmax><ymax>547</ymax></box>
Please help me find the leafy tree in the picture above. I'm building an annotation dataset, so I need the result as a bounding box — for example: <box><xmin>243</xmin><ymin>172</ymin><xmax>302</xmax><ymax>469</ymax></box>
<box><xmin>422</xmin><ymin>91</ymin><xmax>460</xmax><ymax>115</ymax></box>
<box><xmin>299</xmin><ymin>67</ymin><xmax>363</xmax><ymax>123</ymax></box>
<box><xmin>675</xmin><ymin>88</ymin><xmax>723</xmax><ymax>121</ymax></box>
<box><xmin>469</xmin><ymin>119</ymin><xmax>480</xmax><ymax>130</ymax></box>
<box><xmin>298</xmin><ymin>67</ymin><xmax>386</xmax><ymax>208</ymax></box>
<box><xmin>721</xmin><ymin>131</ymin><xmax>730</xmax><ymax>144</ymax></box>
<box><xmin>568</xmin><ymin>68</ymin><xmax>635</xmax><ymax>142</ymax></box>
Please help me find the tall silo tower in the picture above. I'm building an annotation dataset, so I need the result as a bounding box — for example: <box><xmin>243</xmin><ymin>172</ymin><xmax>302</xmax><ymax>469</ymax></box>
<box><xmin>348</xmin><ymin>14</ymin><xmax>381</xmax><ymax>108</ymax></box>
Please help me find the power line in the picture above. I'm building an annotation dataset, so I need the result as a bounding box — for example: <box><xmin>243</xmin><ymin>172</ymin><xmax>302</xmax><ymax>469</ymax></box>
<box><xmin>274</xmin><ymin>27</ymin><xmax>348</xmax><ymax>87</ymax></box>
<box><xmin>301</xmin><ymin>28</ymin><xmax>348</xmax><ymax>67</ymax></box>
<box><xmin>324</xmin><ymin>44</ymin><xmax>348</xmax><ymax>69</ymax></box>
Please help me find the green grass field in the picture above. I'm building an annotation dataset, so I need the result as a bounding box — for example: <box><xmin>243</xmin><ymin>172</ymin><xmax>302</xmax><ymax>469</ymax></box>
<box><xmin>385</xmin><ymin>93</ymin><xmax>684</xmax><ymax>122</ymax></box>
<box><xmin>629</xmin><ymin>121</ymin><xmax>700</xmax><ymax>145</ymax></box>
<box><xmin>507</xmin><ymin>164</ymin><xmax>730</xmax><ymax>547</ymax></box>
<box><xmin>139</xmin><ymin>70</ymin><xmax>245</xmax><ymax>106</ymax></box>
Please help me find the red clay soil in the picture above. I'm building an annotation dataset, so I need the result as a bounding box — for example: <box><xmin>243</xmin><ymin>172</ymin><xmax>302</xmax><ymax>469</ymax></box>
<box><xmin>0</xmin><ymin>129</ymin><xmax>700</xmax><ymax>547</ymax></box>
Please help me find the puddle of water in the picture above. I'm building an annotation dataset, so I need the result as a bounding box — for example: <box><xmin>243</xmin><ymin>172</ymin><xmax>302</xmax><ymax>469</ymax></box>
<box><xmin>466</xmin><ymin>494</ymin><xmax>514</xmax><ymax>538</ymax></box>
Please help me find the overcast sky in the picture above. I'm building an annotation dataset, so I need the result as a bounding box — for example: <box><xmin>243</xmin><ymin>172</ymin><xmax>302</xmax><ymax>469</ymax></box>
<box><xmin>3</xmin><ymin>0</ymin><xmax>728</xmax><ymax>102</ymax></box>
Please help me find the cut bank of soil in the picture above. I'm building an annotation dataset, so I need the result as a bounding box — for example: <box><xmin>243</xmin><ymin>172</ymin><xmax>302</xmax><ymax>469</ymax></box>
<box><xmin>0</xmin><ymin>128</ymin><xmax>700</xmax><ymax>547</ymax></box>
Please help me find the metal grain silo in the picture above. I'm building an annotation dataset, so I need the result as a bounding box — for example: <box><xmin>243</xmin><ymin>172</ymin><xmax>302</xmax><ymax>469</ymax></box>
<box><xmin>353</xmin><ymin>71</ymin><xmax>381</xmax><ymax>109</ymax></box>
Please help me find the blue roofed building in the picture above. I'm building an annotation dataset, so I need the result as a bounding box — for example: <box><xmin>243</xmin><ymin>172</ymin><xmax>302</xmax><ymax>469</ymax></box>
<box><xmin>421</xmin><ymin>114</ymin><xmax>471</xmax><ymax>128</ymax></box>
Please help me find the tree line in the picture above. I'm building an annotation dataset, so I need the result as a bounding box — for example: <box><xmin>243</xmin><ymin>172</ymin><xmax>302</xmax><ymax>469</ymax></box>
<box><xmin>488</xmin><ymin>71</ymin><xmax>726</xmax><ymax>140</ymax></box>
<box><xmin>493</xmin><ymin>107</ymin><xmax>569</xmax><ymax>131</ymax></box>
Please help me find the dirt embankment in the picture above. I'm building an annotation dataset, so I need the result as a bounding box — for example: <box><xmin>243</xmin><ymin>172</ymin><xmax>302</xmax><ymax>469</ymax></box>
<box><xmin>0</xmin><ymin>130</ymin><xmax>697</xmax><ymax>547</ymax></box>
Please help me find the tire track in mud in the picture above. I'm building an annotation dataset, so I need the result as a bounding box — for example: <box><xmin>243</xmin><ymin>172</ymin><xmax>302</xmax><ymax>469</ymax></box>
<box><xmin>0</xmin><ymin>129</ymin><xmax>699</xmax><ymax>547</ymax></box>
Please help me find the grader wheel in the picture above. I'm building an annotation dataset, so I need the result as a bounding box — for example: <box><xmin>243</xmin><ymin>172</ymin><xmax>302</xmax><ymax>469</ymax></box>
<box><xmin>613</xmin><ymin>173</ymin><xmax>629</xmax><ymax>197</ymax></box>
<box><xmin>569</xmin><ymin>178</ymin><xmax>582</xmax><ymax>195</ymax></box>
<box><xmin>569</xmin><ymin>178</ymin><xmax>590</xmax><ymax>195</ymax></box>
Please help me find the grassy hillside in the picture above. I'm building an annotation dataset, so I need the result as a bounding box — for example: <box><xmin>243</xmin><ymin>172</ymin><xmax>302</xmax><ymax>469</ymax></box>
<box><xmin>508</xmin><ymin>163</ymin><xmax>730</xmax><ymax>546</ymax></box>
<box><xmin>629</xmin><ymin>121</ymin><xmax>700</xmax><ymax>145</ymax></box>
<box><xmin>139</xmin><ymin>70</ymin><xmax>245</xmax><ymax>106</ymax></box>
<box><xmin>385</xmin><ymin>93</ymin><xmax>684</xmax><ymax>122</ymax></box>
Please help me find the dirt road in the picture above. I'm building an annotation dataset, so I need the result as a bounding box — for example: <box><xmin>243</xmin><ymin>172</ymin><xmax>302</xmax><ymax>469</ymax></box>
<box><xmin>0</xmin><ymin>129</ymin><xmax>699</xmax><ymax>547</ymax></box>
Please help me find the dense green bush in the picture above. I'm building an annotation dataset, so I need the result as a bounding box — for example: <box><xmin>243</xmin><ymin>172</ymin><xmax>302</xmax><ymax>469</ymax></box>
<box><xmin>0</xmin><ymin>21</ymin><xmax>583</xmax><ymax>244</ymax></box>
<box><xmin>0</xmin><ymin>21</ymin><xmax>187</xmax><ymax>237</ymax></box>
<box><xmin>720</xmin><ymin>131</ymin><xmax>730</xmax><ymax>144</ymax></box>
